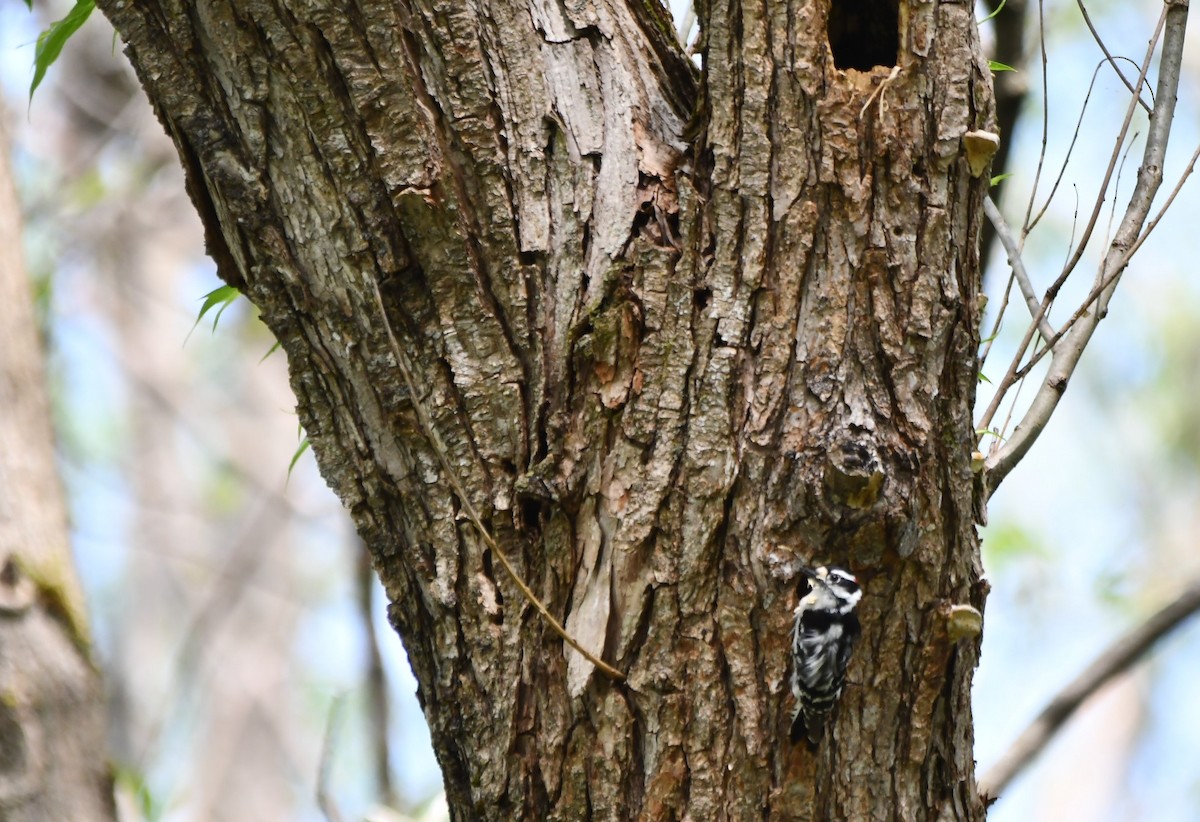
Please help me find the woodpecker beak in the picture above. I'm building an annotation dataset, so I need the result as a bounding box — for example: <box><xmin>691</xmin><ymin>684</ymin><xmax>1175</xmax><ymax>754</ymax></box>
<box><xmin>797</xmin><ymin>566</ymin><xmax>824</xmax><ymax>599</ymax></box>
<box><xmin>800</xmin><ymin>566</ymin><xmax>832</xmax><ymax>585</ymax></box>
<box><xmin>797</xmin><ymin>566</ymin><xmax>835</xmax><ymax>600</ymax></box>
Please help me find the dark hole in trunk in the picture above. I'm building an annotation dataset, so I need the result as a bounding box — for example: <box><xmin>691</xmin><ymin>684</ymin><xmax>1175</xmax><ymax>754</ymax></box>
<box><xmin>828</xmin><ymin>0</ymin><xmax>899</xmax><ymax>71</ymax></box>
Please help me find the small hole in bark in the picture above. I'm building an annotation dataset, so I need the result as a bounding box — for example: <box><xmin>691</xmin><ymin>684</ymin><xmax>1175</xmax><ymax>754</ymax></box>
<box><xmin>631</xmin><ymin>203</ymin><xmax>652</xmax><ymax>237</ymax></box>
<box><xmin>694</xmin><ymin>288</ymin><xmax>712</xmax><ymax>309</ymax></box>
<box><xmin>520</xmin><ymin>498</ymin><xmax>542</xmax><ymax>531</ymax></box>
<box><xmin>482</xmin><ymin>549</ymin><xmax>504</xmax><ymax>622</ymax></box>
<box><xmin>534</xmin><ymin>417</ymin><xmax>549</xmax><ymax>463</ymax></box>
<box><xmin>0</xmin><ymin>558</ymin><xmax>17</xmax><ymax>587</ymax></box>
<box><xmin>827</xmin><ymin>0</ymin><xmax>899</xmax><ymax>71</ymax></box>
<box><xmin>0</xmin><ymin>705</ymin><xmax>26</xmax><ymax>775</ymax></box>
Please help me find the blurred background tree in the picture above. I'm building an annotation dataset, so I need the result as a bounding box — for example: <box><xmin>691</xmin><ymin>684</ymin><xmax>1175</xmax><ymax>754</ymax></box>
<box><xmin>0</xmin><ymin>85</ymin><xmax>112</xmax><ymax>822</ymax></box>
<box><xmin>2</xmin><ymin>0</ymin><xmax>1200</xmax><ymax>819</ymax></box>
<box><xmin>2</xmin><ymin>6</ymin><xmax>443</xmax><ymax>820</ymax></box>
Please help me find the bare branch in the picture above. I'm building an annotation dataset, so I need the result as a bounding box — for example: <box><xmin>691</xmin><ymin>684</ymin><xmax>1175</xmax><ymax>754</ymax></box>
<box><xmin>985</xmin><ymin>0</ymin><xmax>1188</xmax><ymax>494</ymax></box>
<box><xmin>676</xmin><ymin>3</ymin><xmax>696</xmax><ymax>48</ymax></box>
<box><xmin>979</xmin><ymin>576</ymin><xmax>1200</xmax><ymax>798</ymax></box>
<box><xmin>984</xmin><ymin>196</ymin><xmax>1056</xmax><ymax>341</ymax></box>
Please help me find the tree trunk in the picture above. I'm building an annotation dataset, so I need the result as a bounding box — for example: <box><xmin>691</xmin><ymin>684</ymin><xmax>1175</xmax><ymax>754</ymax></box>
<box><xmin>94</xmin><ymin>0</ymin><xmax>994</xmax><ymax>818</ymax></box>
<box><xmin>0</xmin><ymin>117</ymin><xmax>115</xmax><ymax>821</ymax></box>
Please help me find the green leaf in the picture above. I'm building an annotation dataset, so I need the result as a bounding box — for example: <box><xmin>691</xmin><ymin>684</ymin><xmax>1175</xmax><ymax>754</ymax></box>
<box><xmin>259</xmin><ymin>339</ymin><xmax>283</xmax><ymax>363</ymax></box>
<box><xmin>186</xmin><ymin>284</ymin><xmax>241</xmax><ymax>342</ymax></box>
<box><xmin>988</xmin><ymin>61</ymin><xmax>1017</xmax><ymax>73</ymax></box>
<box><xmin>286</xmin><ymin>438</ymin><xmax>311</xmax><ymax>485</ymax></box>
<box><xmin>113</xmin><ymin>765</ymin><xmax>160</xmax><ymax>821</ymax></box>
<box><xmin>978</xmin><ymin>371</ymin><xmax>992</xmax><ymax>384</ymax></box>
<box><xmin>978</xmin><ymin>0</ymin><xmax>1007</xmax><ymax>24</ymax></box>
<box><xmin>30</xmin><ymin>0</ymin><xmax>95</xmax><ymax>100</ymax></box>
<box><xmin>990</xmin><ymin>172</ymin><xmax>1014</xmax><ymax>187</ymax></box>
<box><xmin>981</xmin><ymin>520</ymin><xmax>1045</xmax><ymax>570</ymax></box>
<box><xmin>23</xmin><ymin>0</ymin><xmax>33</xmax><ymax>9</ymax></box>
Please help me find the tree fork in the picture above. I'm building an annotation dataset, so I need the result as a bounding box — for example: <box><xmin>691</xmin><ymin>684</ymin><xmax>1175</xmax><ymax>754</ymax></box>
<box><xmin>95</xmin><ymin>0</ymin><xmax>995</xmax><ymax>818</ymax></box>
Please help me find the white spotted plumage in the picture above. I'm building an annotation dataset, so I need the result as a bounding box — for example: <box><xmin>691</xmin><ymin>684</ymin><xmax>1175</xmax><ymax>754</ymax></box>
<box><xmin>790</xmin><ymin>566</ymin><xmax>862</xmax><ymax>748</ymax></box>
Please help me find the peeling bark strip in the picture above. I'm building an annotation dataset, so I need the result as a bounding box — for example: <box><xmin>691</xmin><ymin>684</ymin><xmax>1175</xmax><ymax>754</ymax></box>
<box><xmin>367</xmin><ymin>275</ymin><xmax>625</xmax><ymax>681</ymax></box>
<box><xmin>96</xmin><ymin>0</ymin><xmax>994</xmax><ymax>818</ymax></box>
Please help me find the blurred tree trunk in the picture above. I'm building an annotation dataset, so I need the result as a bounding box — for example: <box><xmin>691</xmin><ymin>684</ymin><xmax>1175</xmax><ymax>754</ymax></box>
<box><xmin>95</xmin><ymin>1</ymin><xmax>994</xmax><ymax>818</ymax></box>
<box><xmin>0</xmin><ymin>118</ymin><xmax>115</xmax><ymax>820</ymax></box>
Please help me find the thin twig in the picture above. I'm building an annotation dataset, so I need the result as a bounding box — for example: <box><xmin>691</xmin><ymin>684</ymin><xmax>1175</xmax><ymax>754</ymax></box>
<box><xmin>368</xmin><ymin>279</ymin><xmax>624</xmax><ymax>681</ymax></box>
<box><xmin>1076</xmin><ymin>0</ymin><xmax>1155</xmax><ymax>113</ymax></box>
<box><xmin>1005</xmin><ymin>261</ymin><xmax>1125</xmax><ymax>385</ymax></box>
<box><xmin>1025</xmin><ymin>61</ymin><xmax>1109</xmax><ymax>235</ymax></box>
<box><xmin>317</xmin><ymin>694</ymin><xmax>346</xmax><ymax>822</ymax></box>
<box><xmin>994</xmin><ymin>356</ymin><xmax>1029</xmax><ymax>444</ymax></box>
<box><xmin>984</xmin><ymin>196</ymin><xmax>1056</xmax><ymax>341</ymax></box>
<box><xmin>1001</xmin><ymin>139</ymin><xmax>1200</xmax><ymax>385</ymax></box>
<box><xmin>1062</xmin><ymin>184</ymin><xmax>1080</xmax><ymax>279</ymax></box>
<box><xmin>1055</xmin><ymin>9</ymin><xmax>1164</xmax><ymax>285</ymax></box>
<box><xmin>986</xmin><ymin>0</ymin><xmax>1188</xmax><ymax>495</ymax></box>
<box><xmin>979</xmin><ymin>0</ymin><xmax>1031</xmax><ymax>267</ymax></box>
<box><xmin>1104</xmin><ymin>131</ymin><xmax>1139</xmax><ymax>249</ymax></box>
<box><xmin>135</xmin><ymin>495</ymin><xmax>290</xmax><ymax>772</ymax></box>
<box><xmin>976</xmin><ymin>296</ymin><xmax>1043</xmax><ymax>440</ymax></box>
<box><xmin>358</xmin><ymin>545</ymin><xmax>394</xmax><ymax>803</ymax></box>
<box><xmin>978</xmin><ymin>266</ymin><xmax>1016</xmax><ymax>367</ymax></box>
<box><xmin>1125</xmin><ymin>139</ymin><xmax>1200</xmax><ymax>259</ymax></box>
<box><xmin>1021</xmin><ymin>0</ymin><xmax>1053</xmax><ymax>235</ymax></box>
<box><xmin>979</xmin><ymin>576</ymin><xmax>1200</xmax><ymax>798</ymax></box>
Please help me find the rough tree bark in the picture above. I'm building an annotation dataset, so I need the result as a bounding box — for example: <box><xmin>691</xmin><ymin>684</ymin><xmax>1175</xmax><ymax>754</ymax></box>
<box><xmin>94</xmin><ymin>0</ymin><xmax>995</xmax><ymax>818</ymax></box>
<box><xmin>0</xmin><ymin>118</ymin><xmax>115</xmax><ymax>821</ymax></box>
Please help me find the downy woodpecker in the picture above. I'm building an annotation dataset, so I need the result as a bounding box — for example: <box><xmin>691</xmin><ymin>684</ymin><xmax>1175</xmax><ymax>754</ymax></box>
<box><xmin>790</xmin><ymin>565</ymin><xmax>862</xmax><ymax>748</ymax></box>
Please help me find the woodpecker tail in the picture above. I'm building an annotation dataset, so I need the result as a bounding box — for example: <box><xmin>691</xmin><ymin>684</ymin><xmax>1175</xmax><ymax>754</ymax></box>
<box><xmin>791</xmin><ymin>706</ymin><xmax>827</xmax><ymax>751</ymax></box>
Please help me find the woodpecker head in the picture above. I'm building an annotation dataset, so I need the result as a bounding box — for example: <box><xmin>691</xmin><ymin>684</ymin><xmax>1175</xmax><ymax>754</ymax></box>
<box><xmin>796</xmin><ymin>565</ymin><xmax>862</xmax><ymax>616</ymax></box>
